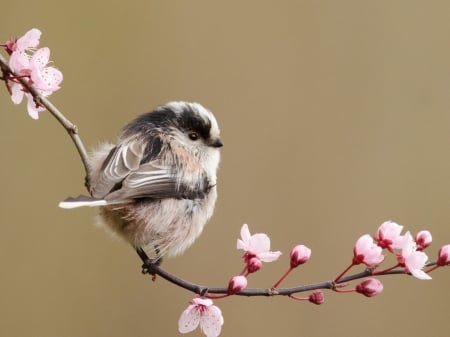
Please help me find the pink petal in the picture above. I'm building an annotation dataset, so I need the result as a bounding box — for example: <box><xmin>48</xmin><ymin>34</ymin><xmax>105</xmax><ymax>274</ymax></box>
<box><xmin>178</xmin><ymin>304</ymin><xmax>201</xmax><ymax>334</ymax></box>
<box><xmin>191</xmin><ymin>297</ymin><xmax>213</xmax><ymax>307</ymax></box>
<box><xmin>10</xmin><ymin>83</ymin><xmax>24</xmax><ymax>104</ymax></box>
<box><xmin>406</xmin><ymin>251</ymin><xmax>431</xmax><ymax>280</ymax></box>
<box><xmin>26</xmin><ymin>93</ymin><xmax>44</xmax><ymax>119</ymax></box>
<box><xmin>30</xmin><ymin>47</ymin><xmax>50</xmax><ymax>69</ymax></box>
<box><xmin>249</xmin><ymin>233</ymin><xmax>271</xmax><ymax>254</ymax></box>
<box><xmin>240</xmin><ymin>224</ymin><xmax>251</xmax><ymax>243</ymax></box>
<box><xmin>16</xmin><ymin>28</ymin><xmax>41</xmax><ymax>50</ymax></box>
<box><xmin>258</xmin><ymin>250</ymin><xmax>282</xmax><ymax>262</ymax></box>
<box><xmin>236</xmin><ymin>238</ymin><xmax>248</xmax><ymax>251</ymax></box>
<box><xmin>199</xmin><ymin>305</ymin><xmax>224</xmax><ymax>337</ymax></box>
<box><xmin>32</xmin><ymin>66</ymin><xmax>63</xmax><ymax>92</ymax></box>
<box><xmin>9</xmin><ymin>50</ymin><xmax>30</xmax><ymax>73</ymax></box>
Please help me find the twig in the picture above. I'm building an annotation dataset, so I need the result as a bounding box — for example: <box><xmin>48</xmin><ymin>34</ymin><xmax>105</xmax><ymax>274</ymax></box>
<box><xmin>136</xmin><ymin>247</ymin><xmax>433</xmax><ymax>297</ymax></box>
<box><xmin>0</xmin><ymin>53</ymin><xmax>91</xmax><ymax>186</ymax></box>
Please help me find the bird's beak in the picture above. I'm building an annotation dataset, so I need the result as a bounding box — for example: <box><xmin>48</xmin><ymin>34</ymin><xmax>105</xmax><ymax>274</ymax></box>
<box><xmin>209</xmin><ymin>138</ymin><xmax>223</xmax><ymax>148</ymax></box>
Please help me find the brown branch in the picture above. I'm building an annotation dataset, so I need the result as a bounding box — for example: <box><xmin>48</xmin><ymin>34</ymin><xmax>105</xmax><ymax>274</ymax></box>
<box><xmin>0</xmin><ymin>52</ymin><xmax>91</xmax><ymax>185</ymax></box>
<box><xmin>136</xmin><ymin>247</ymin><xmax>433</xmax><ymax>297</ymax></box>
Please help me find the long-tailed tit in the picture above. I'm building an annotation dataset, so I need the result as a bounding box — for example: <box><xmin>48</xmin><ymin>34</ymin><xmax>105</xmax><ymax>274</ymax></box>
<box><xmin>59</xmin><ymin>101</ymin><xmax>223</xmax><ymax>259</ymax></box>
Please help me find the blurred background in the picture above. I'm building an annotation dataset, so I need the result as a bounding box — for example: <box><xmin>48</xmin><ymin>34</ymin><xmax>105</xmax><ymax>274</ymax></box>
<box><xmin>1</xmin><ymin>1</ymin><xmax>449</xmax><ymax>337</ymax></box>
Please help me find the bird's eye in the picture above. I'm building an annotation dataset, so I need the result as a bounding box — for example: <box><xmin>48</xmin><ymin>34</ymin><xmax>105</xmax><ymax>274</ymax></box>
<box><xmin>188</xmin><ymin>131</ymin><xmax>200</xmax><ymax>141</ymax></box>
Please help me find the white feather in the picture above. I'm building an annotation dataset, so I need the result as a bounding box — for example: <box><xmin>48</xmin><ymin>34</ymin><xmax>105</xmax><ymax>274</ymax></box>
<box><xmin>58</xmin><ymin>199</ymin><xmax>108</xmax><ymax>209</ymax></box>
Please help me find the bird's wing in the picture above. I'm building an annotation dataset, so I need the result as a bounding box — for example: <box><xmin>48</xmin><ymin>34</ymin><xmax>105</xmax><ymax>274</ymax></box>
<box><xmin>89</xmin><ymin>138</ymin><xmax>146</xmax><ymax>198</ymax></box>
<box><xmin>104</xmin><ymin>160</ymin><xmax>211</xmax><ymax>203</ymax></box>
<box><xmin>91</xmin><ymin>137</ymin><xmax>210</xmax><ymax>203</ymax></box>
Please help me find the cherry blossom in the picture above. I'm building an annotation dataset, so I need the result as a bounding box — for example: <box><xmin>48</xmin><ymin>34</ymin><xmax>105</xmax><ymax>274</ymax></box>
<box><xmin>178</xmin><ymin>297</ymin><xmax>224</xmax><ymax>337</ymax></box>
<box><xmin>356</xmin><ymin>278</ymin><xmax>383</xmax><ymax>297</ymax></box>
<box><xmin>375</xmin><ymin>221</ymin><xmax>405</xmax><ymax>250</ymax></box>
<box><xmin>237</xmin><ymin>224</ymin><xmax>282</xmax><ymax>266</ymax></box>
<box><xmin>353</xmin><ymin>234</ymin><xmax>385</xmax><ymax>267</ymax></box>
<box><xmin>4</xmin><ymin>29</ymin><xmax>62</xmax><ymax>119</ymax></box>
<box><xmin>398</xmin><ymin>232</ymin><xmax>431</xmax><ymax>280</ymax></box>
<box><xmin>290</xmin><ymin>244</ymin><xmax>311</xmax><ymax>268</ymax></box>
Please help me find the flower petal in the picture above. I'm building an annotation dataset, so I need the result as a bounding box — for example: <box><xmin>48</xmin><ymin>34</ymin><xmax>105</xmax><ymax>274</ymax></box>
<box><xmin>199</xmin><ymin>304</ymin><xmax>224</xmax><ymax>337</ymax></box>
<box><xmin>26</xmin><ymin>93</ymin><xmax>44</xmax><ymax>119</ymax></box>
<box><xmin>249</xmin><ymin>233</ymin><xmax>271</xmax><ymax>254</ymax></box>
<box><xmin>257</xmin><ymin>250</ymin><xmax>282</xmax><ymax>262</ymax></box>
<box><xmin>16</xmin><ymin>28</ymin><xmax>41</xmax><ymax>50</ymax></box>
<box><xmin>240</xmin><ymin>224</ymin><xmax>251</xmax><ymax>243</ymax></box>
<box><xmin>178</xmin><ymin>305</ymin><xmax>201</xmax><ymax>334</ymax></box>
<box><xmin>30</xmin><ymin>47</ymin><xmax>50</xmax><ymax>69</ymax></box>
<box><xmin>10</xmin><ymin>83</ymin><xmax>24</xmax><ymax>104</ymax></box>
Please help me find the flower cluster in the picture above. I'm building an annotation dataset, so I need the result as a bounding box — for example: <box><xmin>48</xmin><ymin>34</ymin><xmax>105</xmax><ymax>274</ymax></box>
<box><xmin>2</xmin><ymin>28</ymin><xmax>62</xmax><ymax>119</ymax></box>
<box><xmin>334</xmin><ymin>221</ymin><xmax>450</xmax><ymax>297</ymax></box>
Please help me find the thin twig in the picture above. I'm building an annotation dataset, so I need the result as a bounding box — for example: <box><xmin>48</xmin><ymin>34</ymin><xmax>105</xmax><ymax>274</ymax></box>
<box><xmin>136</xmin><ymin>247</ymin><xmax>435</xmax><ymax>297</ymax></box>
<box><xmin>0</xmin><ymin>53</ymin><xmax>91</xmax><ymax>186</ymax></box>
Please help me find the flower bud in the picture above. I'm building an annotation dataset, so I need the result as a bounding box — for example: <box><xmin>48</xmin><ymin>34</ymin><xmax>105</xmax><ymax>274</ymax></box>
<box><xmin>247</xmin><ymin>257</ymin><xmax>262</xmax><ymax>273</ymax></box>
<box><xmin>437</xmin><ymin>244</ymin><xmax>450</xmax><ymax>266</ymax></box>
<box><xmin>416</xmin><ymin>230</ymin><xmax>432</xmax><ymax>250</ymax></box>
<box><xmin>227</xmin><ymin>275</ymin><xmax>248</xmax><ymax>294</ymax></box>
<box><xmin>355</xmin><ymin>278</ymin><xmax>383</xmax><ymax>297</ymax></box>
<box><xmin>290</xmin><ymin>245</ymin><xmax>311</xmax><ymax>268</ymax></box>
<box><xmin>308</xmin><ymin>290</ymin><xmax>325</xmax><ymax>305</ymax></box>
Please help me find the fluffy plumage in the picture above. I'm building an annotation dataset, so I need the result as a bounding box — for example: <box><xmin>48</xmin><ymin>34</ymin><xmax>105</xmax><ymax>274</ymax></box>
<box><xmin>59</xmin><ymin>101</ymin><xmax>222</xmax><ymax>258</ymax></box>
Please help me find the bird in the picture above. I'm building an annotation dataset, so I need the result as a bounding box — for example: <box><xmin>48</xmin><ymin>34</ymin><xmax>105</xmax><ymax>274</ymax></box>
<box><xmin>59</xmin><ymin>101</ymin><xmax>223</xmax><ymax>261</ymax></box>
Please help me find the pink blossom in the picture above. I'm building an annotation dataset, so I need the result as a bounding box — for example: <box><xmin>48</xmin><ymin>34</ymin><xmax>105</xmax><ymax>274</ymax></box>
<box><xmin>356</xmin><ymin>278</ymin><xmax>383</xmax><ymax>297</ymax></box>
<box><xmin>6</xmin><ymin>29</ymin><xmax>62</xmax><ymax>119</ymax></box>
<box><xmin>178</xmin><ymin>297</ymin><xmax>224</xmax><ymax>337</ymax></box>
<box><xmin>375</xmin><ymin>221</ymin><xmax>405</xmax><ymax>250</ymax></box>
<box><xmin>237</xmin><ymin>224</ymin><xmax>282</xmax><ymax>264</ymax></box>
<box><xmin>290</xmin><ymin>244</ymin><xmax>311</xmax><ymax>268</ymax></box>
<box><xmin>398</xmin><ymin>232</ymin><xmax>431</xmax><ymax>280</ymax></box>
<box><xmin>227</xmin><ymin>275</ymin><xmax>247</xmax><ymax>294</ymax></box>
<box><xmin>437</xmin><ymin>244</ymin><xmax>450</xmax><ymax>266</ymax></box>
<box><xmin>353</xmin><ymin>234</ymin><xmax>385</xmax><ymax>267</ymax></box>
<box><xmin>415</xmin><ymin>230</ymin><xmax>432</xmax><ymax>251</ymax></box>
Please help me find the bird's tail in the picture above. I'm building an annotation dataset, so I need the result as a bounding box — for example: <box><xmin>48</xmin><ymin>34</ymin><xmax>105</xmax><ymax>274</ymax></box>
<box><xmin>58</xmin><ymin>195</ymin><xmax>108</xmax><ymax>209</ymax></box>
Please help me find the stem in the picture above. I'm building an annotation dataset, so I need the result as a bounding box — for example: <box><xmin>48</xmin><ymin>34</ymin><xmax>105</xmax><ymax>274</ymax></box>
<box><xmin>334</xmin><ymin>262</ymin><xmax>355</xmax><ymax>283</ymax></box>
<box><xmin>272</xmin><ymin>267</ymin><xmax>293</xmax><ymax>289</ymax></box>
<box><xmin>0</xmin><ymin>52</ymin><xmax>91</xmax><ymax>188</ymax></box>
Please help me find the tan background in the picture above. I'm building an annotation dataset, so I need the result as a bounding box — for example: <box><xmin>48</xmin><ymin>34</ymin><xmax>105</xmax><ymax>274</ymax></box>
<box><xmin>1</xmin><ymin>1</ymin><xmax>449</xmax><ymax>337</ymax></box>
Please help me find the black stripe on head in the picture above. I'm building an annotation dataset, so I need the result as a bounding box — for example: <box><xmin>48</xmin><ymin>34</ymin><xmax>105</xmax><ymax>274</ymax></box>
<box><xmin>173</xmin><ymin>104</ymin><xmax>212</xmax><ymax>140</ymax></box>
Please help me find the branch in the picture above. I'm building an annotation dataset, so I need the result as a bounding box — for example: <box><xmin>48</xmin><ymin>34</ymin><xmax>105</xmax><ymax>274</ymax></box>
<box><xmin>0</xmin><ymin>53</ymin><xmax>91</xmax><ymax>186</ymax></box>
<box><xmin>136</xmin><ymin>247</ymin><xmax>431</xmax><ymax>297</ymax></box>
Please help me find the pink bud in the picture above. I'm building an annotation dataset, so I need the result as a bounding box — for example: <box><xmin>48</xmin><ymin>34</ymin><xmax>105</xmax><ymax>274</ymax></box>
<box><xmin>308</xmin><ymin>290</ymin><xmax>325</xmax><ymax>305</ymax></box>
<box><xmin>227</xmin><ymin>275</ymin><xmax>248</xmax><ymax>294</ymax></box>
<box><xmin>437</xmin><ymin>244</ymin><xmax>450</xmax><ymax>266</ymax></box>
<box><xmin>290</xmin><ymin>245</ymin><xmax>311</xmax><ymax>268</ymax></box>
<box><xmin>355</xmin><ymin>278</ymin><xmax>383</xmax><ymax>297</ymax></box>
<box><xmin>247</xmin><ymin>257</ymin><xmax>262</xmax><ymax>273</ymax></box>
<box><xmin>416</xmin><ymin>230</ymin><xmax>432</xmax><ymax>250</ymax></box>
